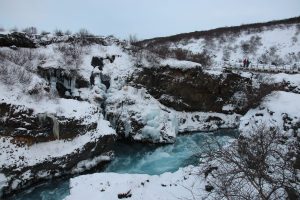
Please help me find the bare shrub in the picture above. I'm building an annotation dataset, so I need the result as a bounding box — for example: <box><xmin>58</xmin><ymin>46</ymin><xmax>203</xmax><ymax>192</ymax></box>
<box><xmin>0</xmin><ymin>64</ymin><xmax>32</xmax><ymax>85</ymax></box>
<box><xmin>41</xmin><ymin>31</ymin><xmax>50</xmax><ymax>36</ymax></box>
<box><xmin>204</xmin><ymin>36</ymin><xmax>217</xmax><ymax>50</ymax></box>
<box><xmin>22</xmin><ymin>27</ymin><xmax>37</xmax><ymax>36</ymax></box>
<box><xmin>128</xmin><ymin>34</ymin><xmax>138</xmax><ymax>45</ymax></box>
<box><xmin>55</xmin><ymin>43</ymin><xmax>86</xmax><ymax>71</ymax></box>
<box><xmin>284</xmin><ymin>52</ymin><xmax>300</xmax><ymax>65</ymax></box>
<box><xmin>76</xmin><ymin>28</ymin><xmax>92</xmax><ymax>38</ymax></box>
<box><xmin>54</xmin><ymin>29</ymin><xmax>64</xmax><ymax>36</ymax></box>
<box><xmin>64</xmin><ymin>30</ymin><xmax>72</xmax><ymax>36</ymax></box>
<box><xmin>258</xmin><ymin>46</ymin><xmax>284</xmax><ymax>66</ymax></box>
<box><xmin>10</xmin><ymin>27</ymin><xmax>18</xmax><ymax>32</ymax></box>
<box><xmin>291</xmin><ymin>35</ymin><xmax>298</xmax><ymax>44</ymax></box>
<box><xmin>0</xmin><ymin>48</ymin><xmax>39</xmax><ymax>72</ymax></box>
<box><xmin>189</xmin><ymin>50</ymin><xmax>212</xmax><ymax>67</ymax></box>
<box><xmin>148</xmin><ymin>46</ymin><xmax>212</xmax><ymax>67</ymax></box>
<box><xmin>133</xmin><ymin>48</ymin><xmax>160</xmax><ymax>67</ymax></box>
<box><xmin>200</xmin><ymin>125</ymin><xmax>299</xmax><ymax>200</ymax></box>
<box><xmin>241</xmin><ymin>35</ymin><xmax>262</xmax><ymax>55</ymax></box>
<box><xmin>148</xmin><ymin>45</ymin><xmax>170</xmax><ymax>59</ymax></box>
<box><xmin>222</xmin><ymin>46</ymin><xmax>231</xmax><ymax>61</ymax></box>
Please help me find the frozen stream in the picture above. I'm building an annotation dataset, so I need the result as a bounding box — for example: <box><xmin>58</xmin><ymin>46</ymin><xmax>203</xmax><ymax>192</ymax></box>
<box><xmin>10</xmin><ymin>130</ymin><xmax>237</xmax><ymax>200</ymax></box>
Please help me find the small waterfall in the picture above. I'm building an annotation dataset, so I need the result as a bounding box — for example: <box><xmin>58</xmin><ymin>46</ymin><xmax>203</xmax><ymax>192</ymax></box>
<box><xmin>38</xmin><ymin>113</ymin><xmax>60</xmax><ymax>140</ymax></box>
<box><xmin>47</xmin><ymin>114</ymin><xmax>60</xmax><ymax>140</ymax></box>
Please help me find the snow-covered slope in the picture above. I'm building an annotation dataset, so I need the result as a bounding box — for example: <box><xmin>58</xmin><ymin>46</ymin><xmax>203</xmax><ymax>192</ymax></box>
<box><xmin>240</xmin><ymin>91</ymin><xmax>300</xmax><ymax>136</ymax></box>
<box><xmin>65</xmin><ymin>166</ymin><xmax>207</xmax><ymax>200</ymax></box>
<box><xmin>140</xmin><ymin>19</ymin><xmax>300</xmax><ymax>70</ymax></box>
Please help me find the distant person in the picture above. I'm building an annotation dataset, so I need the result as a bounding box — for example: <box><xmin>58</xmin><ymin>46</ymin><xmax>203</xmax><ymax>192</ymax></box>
<box><xmin>243</xmin><ymin>58</ymin><xmax>247</xmax><ymax>68</ymax></box>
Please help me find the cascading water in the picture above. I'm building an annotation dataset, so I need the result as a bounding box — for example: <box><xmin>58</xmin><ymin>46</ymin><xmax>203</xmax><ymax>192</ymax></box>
<box><xmin>9</xmin><ymin>130</ymin><xmax>237</xmax><ymax>200</ymax></box>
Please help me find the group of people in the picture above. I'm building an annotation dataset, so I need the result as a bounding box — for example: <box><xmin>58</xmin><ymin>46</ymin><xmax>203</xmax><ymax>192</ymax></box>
<box><xmin>243</xmin><ymin>58</ymin><xmax>251</xmax><ymax>68</ymax></box>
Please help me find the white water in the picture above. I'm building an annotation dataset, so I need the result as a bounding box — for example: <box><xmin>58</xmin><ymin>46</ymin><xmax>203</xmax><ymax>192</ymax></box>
<box><xmin>10</xmin><ymin>130</ymin><xmax>237</xmax><ymax>200</ymax></box>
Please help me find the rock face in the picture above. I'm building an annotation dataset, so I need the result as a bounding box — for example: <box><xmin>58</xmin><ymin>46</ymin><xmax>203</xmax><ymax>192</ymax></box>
<box><xmin>0</xmin><ymin>103</ymin><xmax>97</xmax><ymax>144</ymax></box>
<box><xmin>1</xmin><ymin>134</ymin><xmax>115</xmax><ymax>198</ymax></box>
<box><xmin>0</xmin><ymin>32</ymin><xmax>36</xmax><ymax>48</ymax></box>
<box><xmin>37</xmin><ymin>66</ymin><xmax>89</xmax><ymax>98</ymax></box>
<box><xmin>133</xmin><ymin>67</ymin><xmax>284</xmax><ymax>114</ymax></box>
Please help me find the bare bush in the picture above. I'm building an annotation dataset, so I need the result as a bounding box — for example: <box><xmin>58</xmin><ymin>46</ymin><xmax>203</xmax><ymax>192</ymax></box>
<box><xmin>0</xmin><ymin>64</ymin><xmax>32</xmax><ymax>85</ymax></box>
<box><xmin>22</xmin><ymin>27</ymin><xmax>37</xmax><ymax>36</ymax></box>
<box><xmin>222</xmin><ymin>46</ymin><xmax>231</xmax><ymax>61</ymax></box>
<box><xmin>128</xmin><ymin>34</ymin><xmax>138</xmax><ymax>45</ymax></box>
<box><xmin>241</xmin><ymin>35</ymin><xmax>262</xmax><ymax>56</ymax></box>
<box><xmin>10</xmin><ymin>27</ymin><xmax>18</xmax><ymax>32</ymax></box>
<box><xmin>55</xmin><ymin>43</ymin><xmax>86</xmax><ymax>71</ymax></box>
<box><xmin>54</xmin><ymin>29</ymin><xmax>64</xmax><ymax>37</ymax></box>
<box><xmin>200</xmin><ymin>125</ymin><xmax>299</xmax><ymax>200</ymax></box>
<box><xmin>259</xmin><ymin>46</ymin><xmax>284</xmax><ymax>66</ymax></box>
<box><xmin>65</xmin><ymin>30</ymin><xmax>72</xmax><ymax>36</ymax></box>
<box><xmin>132</xmin><ymin>48</ymin><xmax>160</xmax><ymax>67</ymax></box>
<box><xmin>41</xmin><ymin>31</ymin><xmax>50</xmax><ymax>36</ymax></box>
<box><xmin>148</xmin><ymin>45</ymin><xmax>170</xmax><ymax>59</ymax></box>
<box><xmin>147</xmin><ymin>46</ymin><xmax>212</xmax><ymax>67</ymax></box>
<box><xmin>291</xmin><ymin>35</ymin><xmax>298</xmax><ymax>44</ymax></box>
<box><xmin>0</xmin><ymin>48</ymin><xmax>39</xmax><ymax>72</ymax></box>
<box><xmin>76</xmin><ymin>28</ymin><xmax>91</xmax><ymax>38</ymax></box>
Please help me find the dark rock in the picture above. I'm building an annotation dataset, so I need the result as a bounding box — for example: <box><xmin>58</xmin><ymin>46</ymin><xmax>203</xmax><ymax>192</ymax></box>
<box><xmin>0</xmin><ymin>32</ymin><xmax>36</xmax><ymax>48</ymax></box>
<box><xmin>2</xmin><ymin>134</ymin><xmax>116</xmax><ymax>198</ymax></box>
<box><xmin>205</xmin><ymin>185</ymin><xmax>214</xmax><ymax>192</ymax></box>
<box><xmin>0</xmin><ymin>103</ymin><xmax>97</xmax><ymax>143</ymax></box>
<box><xmin>118</xmin><ymin>190</ymin><xmax>132</xmax><ymax>199</ymax></box>
<box><xmin>100</xmin><ymin>73</ymin><xmax>111</xmax><ymax>89</ymax></box>
<box><xmin>204</xmin><ymin>166</ymin><xmax>218</xmax><ymax>178</ymax></box>
<box><xmin>91</xmin><ymin>57</ymin><xmax>104</xmax><ymax>70</ymax></box>
<box><xmin>133</xmin><ymin>67</ymin><xmax>285</xmax><ymax>114</ymax></box>
<box><xmin>255</xmin><ymin>113</ymin><xmax>264</xmax><ymax>117</ymax></box>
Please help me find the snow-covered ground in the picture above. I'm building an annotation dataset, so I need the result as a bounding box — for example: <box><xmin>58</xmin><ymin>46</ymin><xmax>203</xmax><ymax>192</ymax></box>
<box><xmin>240</xmin><ymin>91</ymin><xmax>300</xmax><ymax>136</ymax></box>
<box><xmin>65</xmin><ymin>166</ymin><xmax>207</xmax><ymax>200</ymax></box>
<box><xmin>0</xmin><ymin>118</ymin><xmax>114</xmax><ymax>169</ymax></box>
<box><xmin>153</xmin><ymin>24</ymin><xmax>300</xmax><ymax>70</ymax></box>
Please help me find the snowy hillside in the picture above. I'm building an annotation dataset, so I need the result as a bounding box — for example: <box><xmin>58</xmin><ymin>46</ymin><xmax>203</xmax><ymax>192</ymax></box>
<box><xmin>139</xmin><ymin>17</ymin><xmax>300</xmax><ymax>70</ymax></box>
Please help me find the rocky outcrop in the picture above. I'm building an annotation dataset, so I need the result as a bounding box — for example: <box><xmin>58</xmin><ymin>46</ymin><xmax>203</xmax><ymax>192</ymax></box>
<box><xmin>0</xmin><ymin>32</ymin><xmax>36</xmax><ymax>48</ymax></box>
<box><xmin>37</xmin><ymin>66</ymin><xmax>89</xmax><ymax>98</ymax></box>
<box><xmin>1</xmin><ymin>134</ymin><xmax>116</xmax><ymax>198</ymax></box>
<box><xmin>0</xmin><ymin>103</ymin><xmax>97</xmax><ymax>144</ymax></box>
<box><xmin>133</xmin><ymin>67</ymin><xmax>284</xmax><ymax>114</ymax></box>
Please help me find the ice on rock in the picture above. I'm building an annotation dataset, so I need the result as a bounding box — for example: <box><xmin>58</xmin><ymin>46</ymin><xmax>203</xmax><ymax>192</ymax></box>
<box><xmin>106</xmin><ymin>86</ymin><xmax>178</xmax><ymax>143</ymax></box>
<box><xmin>0</xmin><ymin>174</ymin><xmax>7</xmax><ymax>196</ymax></box>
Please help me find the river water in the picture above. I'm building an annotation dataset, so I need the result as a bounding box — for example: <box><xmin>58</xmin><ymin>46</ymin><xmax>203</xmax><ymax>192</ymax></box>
<box><xmin>10</xmin><ymin>130</ymin><xmax>237</xmax><ymax>200</ymax></box>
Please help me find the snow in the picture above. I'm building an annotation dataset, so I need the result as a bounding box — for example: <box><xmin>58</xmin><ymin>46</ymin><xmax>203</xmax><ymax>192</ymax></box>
<box><xmin>106</xmin><ymin>86</ymin><xmax>178</xmax><ymax>143</ymax></box>
<box><xmin>177</xmin><ymin>111</ymin><xmax>240</xmax><ymax>133</ymax></box>
<box><xmin>240</xmin><ymin>91</ymin><xmax>300</xmax><ymax>135</ymax></box>
<box><xmin>168</xmin><ymin>24</ymin><xmax>300</xmax><ymax>70</ymax></box>
<box><xmin>72</xmin><ymin>154</ymin><xmax>113</xmax><ymax>174</ymax></box>
<box><xmin>0</xmin><ymin>84</ymin><xmax>100</xmax><ymax>124</ymax></box>
<box><xmin>65</xmin><ymin>166</ymin><xmax>207</xmax><ymax>200</ymax></box>
<box><xmin>0</xmin><ymin>118</ymin><xmax>115</xmax><ymax>168</ymax></box>
<box><xmin>160</xmin><ymin>58</ymin><xmax>201</xmax><ymax>69</ymax></box>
